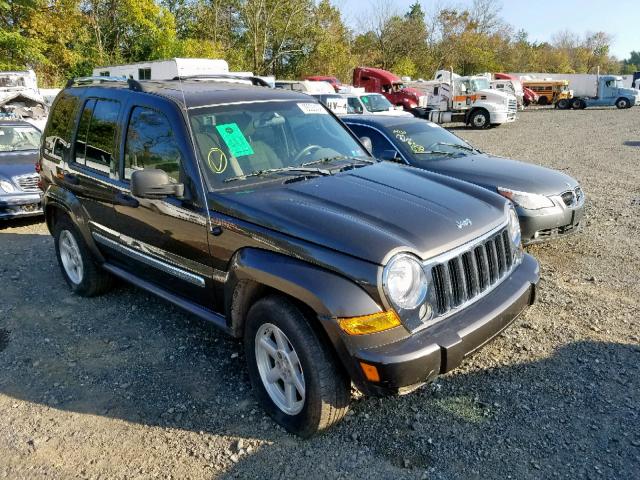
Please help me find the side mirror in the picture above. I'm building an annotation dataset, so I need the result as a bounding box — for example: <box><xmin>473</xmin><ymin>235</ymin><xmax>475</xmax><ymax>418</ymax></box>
<box><xmin>381</xmin><ymin>149</ymin><xmax>401</xmax><ymax>162</ymax></box>
<box><xmin>131</xmin><ymin>169</ymin><xmax>184</xmax><ymax>199</ymax></box>
<box><xmin>359</xmin><ymin>136</ymin><xmax>373</xmax><ymax>154</ymax></box>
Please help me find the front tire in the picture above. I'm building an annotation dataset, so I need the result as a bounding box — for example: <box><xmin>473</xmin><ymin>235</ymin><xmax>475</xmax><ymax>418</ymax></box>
<box><xmin>53</xmin><ymin>216</ymin><xmax>113</xmax><ymax>296</ymax></box>
<box><xmin>469</xmin><ymin>109</ymin><xmax>490</xmax><ymax>129</ymax></box>
<box><xmin>616</xmin><ymin>97</ymin><xmax>630</xmax><ymax>109</ymax></box>
<box><xmin>244</xmin><ymin>295</ymin><xmax>350</xmax><ymax>437</ymax></box>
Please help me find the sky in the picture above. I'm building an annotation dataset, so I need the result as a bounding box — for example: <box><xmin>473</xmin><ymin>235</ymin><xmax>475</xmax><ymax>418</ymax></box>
<box><xmin>334</xmin><ymin>0</ymin><xmax>639</xmax><ymax>60</ymax></box>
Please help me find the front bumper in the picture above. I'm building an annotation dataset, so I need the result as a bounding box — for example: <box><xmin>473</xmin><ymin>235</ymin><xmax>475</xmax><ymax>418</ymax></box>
<box><xmin>340</xmin><ymin>253</ymin><xmax>539</xmax><ymax>396</ymax></box>
<box><xmin>518</xmin><ymin>198</ymin><xmax>585</xmax><ymax>245</ymax></box>
<box><xmin>0</xmin><ymin>192</ymin><xmax>43</xmax><ymax>219</ymax></box>
<box><xmin>489</xmin><ymin>110</ymin><xmax>517</xmax><ymax>124</ymax></box>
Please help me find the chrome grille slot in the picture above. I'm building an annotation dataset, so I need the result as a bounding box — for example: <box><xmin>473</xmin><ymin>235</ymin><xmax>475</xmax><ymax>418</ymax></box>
<box><xmin>429</xmin><ymin>226</ymin><xmax>517</xmax><ymax>319</ymax></box>
<box><xmin>14</xmin><ymin>173</ymin><xmax>40</xmax><ymax>192</ymax></box>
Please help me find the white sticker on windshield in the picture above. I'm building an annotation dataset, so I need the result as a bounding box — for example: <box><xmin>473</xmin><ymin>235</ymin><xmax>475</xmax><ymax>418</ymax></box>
<box><xmin>297</xmin><ymin>103</ymin><xmax>328</xmax><ymax>115</ymax></box>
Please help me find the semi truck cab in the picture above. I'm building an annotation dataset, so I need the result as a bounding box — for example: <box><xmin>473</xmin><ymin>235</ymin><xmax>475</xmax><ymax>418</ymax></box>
<box><xmin>558</xmin><ymin>75</ymin><xmax>639</xmax><ymax>109</ymax></box>
<box><xmin>352</xmin><ymin>67</ymin><xmax>428</xmax><ymax>111</ymax></box>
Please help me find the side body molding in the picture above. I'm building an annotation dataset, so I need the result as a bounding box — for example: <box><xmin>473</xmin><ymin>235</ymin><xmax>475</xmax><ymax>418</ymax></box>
<box><xmin>225</xmin><ymin>248</ymin><xmax>382</xmax><ymax>334</ymax></box>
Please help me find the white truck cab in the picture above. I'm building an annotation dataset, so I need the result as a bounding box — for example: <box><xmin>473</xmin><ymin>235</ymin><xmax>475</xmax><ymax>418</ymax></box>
<box><xmin>407</xmin><ymin>70</ymin><xmax>517</xmax><ymax>128</ymax></box>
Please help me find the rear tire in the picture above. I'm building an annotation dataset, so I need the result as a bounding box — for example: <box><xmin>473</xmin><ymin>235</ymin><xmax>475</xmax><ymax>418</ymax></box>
<box><xmin>616</xmin><ymin>97</ymin><xmax>630</xmax><ymax>109</ymax></box>
<box><xmin>556</xmin><ymin>99</ymin><xmax>569</xmax><ymax>110</ymax></box>
<box><xmin>537</xmin><ymin>96</ymin><xmax>548</xmax><ymax>106</ymax></box>
<box><xmin>571</xmin><ymin>98</ymin><xmax>584</xmax><ymax>110</ymax></box>
<box><xmin>244</xmin><ymin>295</ymin><xmax>350</xmax><ymax>437</ymax></box>
<box><xmin>53</xmin><ymin>215</ymin><xmax>113</xmax><ymax>296</ymax></box>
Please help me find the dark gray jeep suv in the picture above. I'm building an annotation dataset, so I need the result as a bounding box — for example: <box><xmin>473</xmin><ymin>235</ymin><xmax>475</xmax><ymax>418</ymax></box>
<box><xmin>38</xmin><ymin>76</ymin><xmax>539</xmax><ymax>436</ymax></box>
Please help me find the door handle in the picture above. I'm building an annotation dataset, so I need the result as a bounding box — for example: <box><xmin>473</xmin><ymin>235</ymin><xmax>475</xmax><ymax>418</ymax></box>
<box><xmin>114</xmin><ymin>192</ymin><xmax>139</xmax><ymax>208</ymax></box>
<box><xmin>64</xmin><ymin>173</ymin><xmax>80</xmax><ymax>185</ymax></box>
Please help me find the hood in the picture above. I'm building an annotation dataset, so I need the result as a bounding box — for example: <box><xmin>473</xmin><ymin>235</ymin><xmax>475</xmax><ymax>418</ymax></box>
<box><xmin>0</xmin><ymin>150</ymin><xmax>39</xmax><ymax>179</ymax></box>
<box><xmin>422</xmin><ymin>153</ymin><xmax>579</xmax><ymax>196</ymax></box>
<box><xmin>374</xmin><ymin>109</ymin><xmax>414</xmax><ymax>117</ymax></box>
<box><xmin>215</xmin><ymin>162</ymin><xmax>508</xmax><ymax>264</ymax></box>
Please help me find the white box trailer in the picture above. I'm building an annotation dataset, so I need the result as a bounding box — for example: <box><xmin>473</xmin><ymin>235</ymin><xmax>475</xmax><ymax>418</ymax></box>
<box><xmin>511</xmin><ymin>72</ymin><xmax>635</xmax><ymax>97</ymax></box>
<box><xmin>92</xmin><ymin>58</ymin><xmax>230</xmax><ymax>81</ymax></box>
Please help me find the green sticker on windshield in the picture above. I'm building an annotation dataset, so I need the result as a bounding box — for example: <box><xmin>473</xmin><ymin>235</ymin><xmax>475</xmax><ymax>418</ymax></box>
<box><xmin>216</xmin><ymin>123</ymin><xmax>254</xmax><ymax>157</ymax></box>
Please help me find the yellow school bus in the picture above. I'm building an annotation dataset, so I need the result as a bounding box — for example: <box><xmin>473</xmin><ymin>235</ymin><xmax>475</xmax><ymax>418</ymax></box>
<box><xmin>522</xmin><ymin>79</ymin><xmax>571</xmax><ymax>105</ymax></box>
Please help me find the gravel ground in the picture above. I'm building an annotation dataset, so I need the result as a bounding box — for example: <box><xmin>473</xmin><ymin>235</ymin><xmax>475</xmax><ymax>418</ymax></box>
<box><xmin>1</xmin><ymin>107</ymin><xmax>639</xmax><ymax>480</ymax></box>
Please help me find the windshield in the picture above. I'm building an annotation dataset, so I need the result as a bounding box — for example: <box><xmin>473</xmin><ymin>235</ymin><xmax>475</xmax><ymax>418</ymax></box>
<box><xmin>361</xmin><ymin>95</ymin><xmax>392</xmax><ymax>112</ymax></box>
<box><xmin>389</xmin><ymin>122</ymin><xmax>476</xmax><ymax>160</ymax></box>
<box><xmin>0</xmin><ymin>124</ymin><xmax>41</xmax><ymax>152</ymax></box>
<box><xmin>189</xmin><ymin>100</ymin><xmax>369</xmax><ymax>188</ymax></box>
<box><xmin>461</xmin><ymin>78</ymin><xmax>490</xmax><ymax>93</ymax></box>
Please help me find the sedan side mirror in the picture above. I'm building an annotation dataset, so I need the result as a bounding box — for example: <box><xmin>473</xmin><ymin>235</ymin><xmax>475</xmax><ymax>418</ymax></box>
<box><xmin>381</xmin><ymin>149</ymin><xmax>401</xmax><ymax>162</ymax></box>
<box><xmin>359</xmin><ymin>136</ymin><xmax>373</xmax><ymax>154</ymax></box>
<box><xmin>131</xmin><ymin>169</ymin><xmax>184</xmax><ymax>199</ymax></box>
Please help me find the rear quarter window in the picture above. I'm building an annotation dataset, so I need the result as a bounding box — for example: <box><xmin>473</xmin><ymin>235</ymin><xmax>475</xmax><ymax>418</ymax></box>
<box><xmin>43</xmin><ymin>92</ymin><xmax>81</xmax><ymax>161</ymax></box>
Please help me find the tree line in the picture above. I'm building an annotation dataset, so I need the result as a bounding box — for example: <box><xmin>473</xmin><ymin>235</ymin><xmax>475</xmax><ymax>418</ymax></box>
<box><xmin>1</xmin><ymin>0</ymin><xmax>636</xmax><ymax>87</ymax></box>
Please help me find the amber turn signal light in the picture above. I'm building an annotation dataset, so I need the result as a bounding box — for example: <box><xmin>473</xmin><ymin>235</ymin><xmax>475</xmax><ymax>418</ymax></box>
<box><xmin>338</xmin><ymin>311</ymin><xmax>401</xmax><ymax>336</ymax></box>
<box><xmin>359</xmin><ymin>362</ymin><xmax>380</xmax><ymax>382</ymax></box>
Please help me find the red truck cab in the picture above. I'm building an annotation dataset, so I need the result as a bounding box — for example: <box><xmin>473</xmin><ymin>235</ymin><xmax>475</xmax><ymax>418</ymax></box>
<box><xmin>304</xmin><ymin>76</ymin><xmax>342</xmax><ymax>93</ymax></box>
<box><xmin>352</xmin><ymin>67</ymin><xmax>426</xmax><ymax>111</ymax></box>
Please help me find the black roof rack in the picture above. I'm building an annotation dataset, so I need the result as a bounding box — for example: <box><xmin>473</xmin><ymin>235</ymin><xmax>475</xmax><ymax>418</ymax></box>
<box><xmin>65</xmin><ymin>76</ymin><xmax>144</xmax><ymax>91</ymax></box>
<box><xmin>171</xmin><ymin>74</ymin><xmax>271</xmax><ymax>88</ymax></box>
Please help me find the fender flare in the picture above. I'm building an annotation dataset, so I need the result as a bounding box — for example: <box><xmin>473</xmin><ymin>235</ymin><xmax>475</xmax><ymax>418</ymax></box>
<box><xmin>224</xmin><ymin>248</ymin><xmax>382</xmax><ymax>337</ymax></box>
<box><xmin>43</xmin><ymin>186</ymin><xmax>105</xmax><ymax>263</ymax></box>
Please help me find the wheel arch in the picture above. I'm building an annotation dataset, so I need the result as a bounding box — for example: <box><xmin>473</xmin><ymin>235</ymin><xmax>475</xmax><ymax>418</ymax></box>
<box><xmin>224</xmin><ymin>248</ymin><xmax>382</xmax><ymax>338</ymax></box>
<box><xmin>44</xmin><ymin>187</ymin><xmax>105</xmax><ymax>263</ymax></box>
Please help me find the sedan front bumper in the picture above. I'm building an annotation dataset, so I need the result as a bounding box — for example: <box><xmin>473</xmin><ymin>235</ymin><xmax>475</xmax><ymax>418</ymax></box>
<box><xmin>0</xmin><ymin>192</ymin><xmax>43</xmax><ymax>220</ymax></box>
<box><xmin>518</xmin><ymin>195</ymin><xmax>585</xmax><ymax>245</ymax></box>
<box><xmin>340</xmin><ymin>253</ymin><xmax>539</xmax><ymax>396</ymax></box>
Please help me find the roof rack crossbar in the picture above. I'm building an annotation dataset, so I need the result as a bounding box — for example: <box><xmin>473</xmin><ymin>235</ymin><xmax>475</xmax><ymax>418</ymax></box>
<box><xmin>65</xmin><ymin>76</ymin><xmax>144</xmax><ymax>91</ymax></box>
<box><xmin>172</xmin><ymin>74</ymin><xmax>270</xmax><ymax>88</ymax></box>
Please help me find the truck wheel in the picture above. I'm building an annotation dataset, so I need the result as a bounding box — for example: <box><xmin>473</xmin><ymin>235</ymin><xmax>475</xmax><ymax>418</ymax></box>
<box><xmin>615</xmin><ymin>97</ymin><xmax>630</xmax><ymax>109</ymax></box>
<box><xmin>538</xmin><ymin>97</ymin><xmax>548</xmax><ymax>106</ymax></box>
<box><xmin>556</xmin><ymin>99</ymin><xmax>569</xmax><ymax>110</ymax></box>
<box><xmin>244</xmin><ymin>295</ymin><xmax>350</xmax><ymax>437</ymax></box>
<box><xmin>571</xmin><ymin>98</ymin><xmax>583</xmax><ymax>109</ymax></box>
<box><xmin>53</xmin><ymin>216</ymin><xmax>113</xmax><ymax>296</ymax></box>
<box><xmin>469</xmin><ymin>109</ymin><xmax>490</xmax><ymax>129</ymax></box>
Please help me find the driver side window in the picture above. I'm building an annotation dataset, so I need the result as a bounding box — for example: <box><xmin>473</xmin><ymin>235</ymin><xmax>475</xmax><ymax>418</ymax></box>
<box><xmin>348</xmin><ymin>125</ymin><xmax>395</xmax><ymax>158</ymax></box>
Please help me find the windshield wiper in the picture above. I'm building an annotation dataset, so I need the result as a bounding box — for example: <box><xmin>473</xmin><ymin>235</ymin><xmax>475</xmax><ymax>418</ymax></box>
<box><xmin>429</xmin><ymin>142</ymin><xmax>478</xmax><ymax>153</ymax></box>
<box><xmin>224</xmin><ymin>166</ymin><xmax>332</xmax><ymax>183</ymax></box>
<box><xmin>414</xmin><ymin>150</ymin><xmax>459</xmax><ymax>157</ymax></box>
<box><xmin>301</xmin><ymin>155</ymin><xmax>375</xmax><ymax>167</ymax></box>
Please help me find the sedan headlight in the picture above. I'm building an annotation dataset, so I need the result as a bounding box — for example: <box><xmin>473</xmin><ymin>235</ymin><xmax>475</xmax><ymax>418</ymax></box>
<box><xmin>382</xmin><ymin>253</ymin><xmax>428</xmax><ymax>311</ymax></box>
<box><xmin>508</xmin><ymin>207</ymin><xmax>521</xmax><ymax>247</ymax></box>
<box><xmin>0</xmin><ymin>179</ymin><xmax>16</xmax><ymax>193</ymax></box>
<box><xmin>497</xmin><ymin>187</ymin><xmax>554</xmax><ymax>210</ymax></box>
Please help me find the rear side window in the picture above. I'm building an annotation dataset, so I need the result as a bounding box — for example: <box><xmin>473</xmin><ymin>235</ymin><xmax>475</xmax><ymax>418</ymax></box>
<box><xmin>74</xmin><ymin>98</ymin><xmax>121</xmax><ymax>176</ymax></box>
<box><xmin>124</xmin><ymin>107</ymin><xmax>182</xmax><ymax>182</ymax></box>
<box><xmin>44</xmin><ymin>93</ymin><xmax>80</xmax><ymax>160</ymax></box>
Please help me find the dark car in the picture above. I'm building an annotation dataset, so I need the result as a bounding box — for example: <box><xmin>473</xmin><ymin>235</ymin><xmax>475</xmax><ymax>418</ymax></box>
<box><xmin>343</xmin><ymin>115</ymin><xmax>585</xmax><ymax>244</ymax></box>
<box><xmin>0</xmin><ymin>120</ymin><xmax>43</xmax><ymax>220</ymax></box>
<box><xmin>39</xmin><ymin>76</ymin><xmax>539</xmax><ymax>437</ymax></box>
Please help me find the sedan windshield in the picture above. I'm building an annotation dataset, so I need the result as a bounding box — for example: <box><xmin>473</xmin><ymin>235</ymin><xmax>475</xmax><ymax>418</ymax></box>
<box><xmin>388</xmin><ymin>122</ymin><xmax>477</xmax><ymax>160</ymax></box>
<box><xmin>361</xmin><ymin>95</ymin><xmax>393</xmax><ymax>112</ymax></box>
<box><xmin>0</xmin><ymin>125</ymin><xmax>41</xmax><ymax>153</ymax></box>
<box><xmin>189</xmin><ymin>100</ymin><xmax>369</xmax><ymax>188</ymax></box>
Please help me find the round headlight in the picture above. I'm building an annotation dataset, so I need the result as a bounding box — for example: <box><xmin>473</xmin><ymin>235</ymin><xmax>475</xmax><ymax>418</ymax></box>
<box><xmin>508</xmin><ymin>207</ymin><xmax>521</xmax><ymax>246</ymax></box>
<box><xmin>0</xmin><ymin>180</ymin><xmax>15</xmax><ymax>193</ymax></box>
<box><xmin>382</xmin><ymin>253</ymin><xmax>428</xmax><ymax>310</ymax></box>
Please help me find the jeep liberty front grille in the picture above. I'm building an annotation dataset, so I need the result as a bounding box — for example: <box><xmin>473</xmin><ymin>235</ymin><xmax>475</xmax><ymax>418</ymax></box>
<box><xmin>429</xmin><ymin>226</ymin><xmax>515</xmax><ymax>317</ymax></box>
